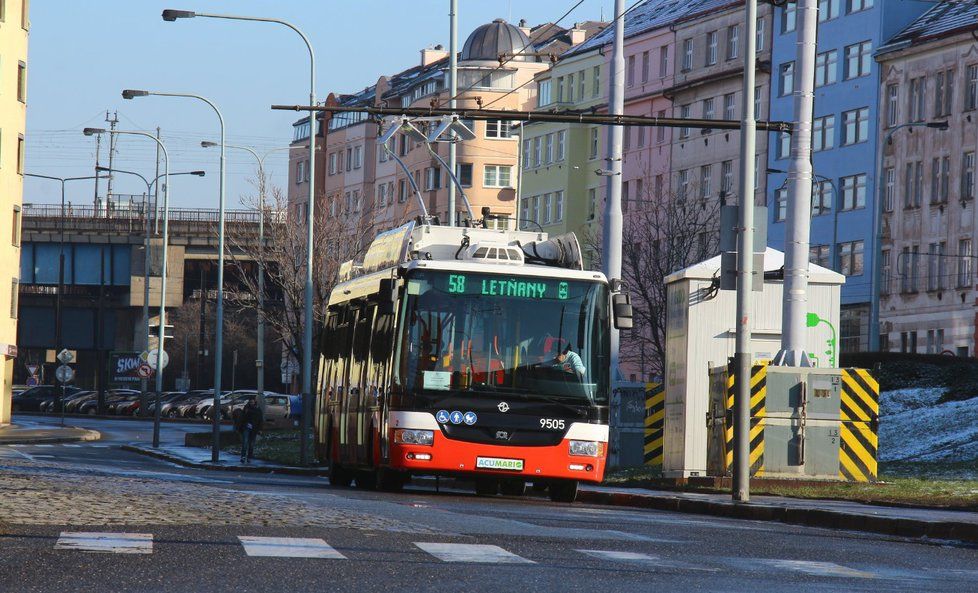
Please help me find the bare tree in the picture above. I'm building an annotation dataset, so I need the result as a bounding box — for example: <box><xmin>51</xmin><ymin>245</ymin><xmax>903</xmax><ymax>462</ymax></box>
<box><xmin>226</xmin><ymin>185</ymin><xmax>377</xmax><ymax>390</ymax></box>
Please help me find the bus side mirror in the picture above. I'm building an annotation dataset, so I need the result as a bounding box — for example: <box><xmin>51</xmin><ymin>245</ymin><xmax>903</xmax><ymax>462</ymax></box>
<box><xmin>612</xmin><ymin>293</ymin><xmax>633</xmax><ymax>330</ymax></box>
<box><xmin>379</xmin><ymin>278</ymin><xmax>398</xmax><ymax>315</ymax></box>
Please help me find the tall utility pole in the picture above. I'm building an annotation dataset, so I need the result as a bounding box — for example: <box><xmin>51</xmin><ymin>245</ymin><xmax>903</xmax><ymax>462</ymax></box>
<box><xmin>447</xmin><ymin>0</ymin><xmax>458</xmax><ymax>226</ymax></box>
<box><xmin>733</xmin><ymin>0</ymin><xmax>759</xmax><ymax>503</ymax></box>
<box><xmin>104</xmin><ymin>111</ymin><xmax>119</xmax><ymax>215</ymax></box>
<box><xmin>92</xmin><ymin>132</ymin><xmax>103</xmax><ymax>212</ymax></box>
<box><xmin>601</xmin><ymin>0</ymin><xmax>625</xmax><ymax>382</ymax></box>
<box><xmin>154</xmin><ymin>127</ymin><xmax>162</xmax><ymax>233</ymax></box>
<box><xmin>774</xmin><ymin>0</ymin><xmax>818</xmax><ymax>368</ymax></box>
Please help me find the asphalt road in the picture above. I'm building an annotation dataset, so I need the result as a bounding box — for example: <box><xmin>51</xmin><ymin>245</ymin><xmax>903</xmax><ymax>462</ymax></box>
<box><xmin>1</xmin><ymin>415</ymin><xmax>976</xmax><ymax>593</ymax></box>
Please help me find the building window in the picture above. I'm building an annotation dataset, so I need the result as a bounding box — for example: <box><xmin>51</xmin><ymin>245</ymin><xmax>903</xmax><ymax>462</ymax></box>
<box><xmin>818</xmin><ymin>0</ymin><xmax>840</xmax><ymax>21</ymax></box>
<box><xmin>522</xmin><ymin>138</ymin><xmax>531</xmax><ymax>168</ymax></box>
<box><xmin>682</xmin><ymin>39</ymin><xmax>693</xmax><ymax>71</ymax></box>
<box><xmin>782</xmin><ymin>3</ymin><xmax>797</xmax><ymax>33</ymax></box>
<box><xmin>621</xmin><ymin>181</ymin><xmax>629</xmax><ymax>210</ymax></box>
<box><xmin>930</xmin><ymin>156</ymin><xmax>950</xmax><ymax>204</ymax></box>
<box><xmin>20</xmin><ymin>0</ymin><xmax>27</xmax><ymax>29</ymax></box>
<box><xmin>425</xmin><ymin>166</ymin><xmax>441</xmax><ymax>190</ymax></box>
<box><xmin>967</xmin><ymin>65</ymin><xmax>978</xmax><ymax>111</ymax></box>
<box><xmin>679</xmin><ymin>104</ymin><xmax>691</xmax><ymax>139</ymax></box>
<box><xmin>531</xmin><ymin>196</ymin><xmax>540</xmax><ymax>224</ymax></box>
<box><xmin>706</xmin><ymin>31</ymin><xmax>718</xmax><ymax>66</ymax></box>
<box><xmin>11</xmin><ymin>205</ymin><xmax>20</xmax><ymax>247</ymax></box>
<box><xmin>886</xmin><ymin>83</ymin><xmax>899</xmax><ymax>127</ymax></box>
<box><xmin>903</xmin><ymin>161</ymin><xmax>923</xmax><ymax>208</ymax></box>
<box><xmin>538</xmin><ymin>79</ymin><xmax>552</xmax><ymax>106</ymax></box>
<box><xmin>542</xmin><ymin>193</ymin><xmax>553</xmax><ymax>224</ymax></box>
<box><xmin>842</xmin><ymin>107</ymin><xmax>869</xmax><ymax>145</ymax></box>
<box><xmin>376</xmin><ymin>184</ymin><xmax>386</xmax><ymax>208</ymax></box>
<box><xmin>723</xmin><ymin>93</ymin><xmax>736</xmax><ymax>120</ymax></box>
<box><xmin>756</xmin><ymin>17</ymin><xmax>766</xmax><ymax>52</ymax></box>
<box><xmin>556</xmin><ymin>130</ymin><xmax>566</xmax><ymax>161</ymax></box>
<box><xmin>16</xmin><ymin>61</ymin><xmax>25</xmax><ymax>103</ymax></box>
<box><xmin>813</xmin><ymin>180</ymin><xmax>833</xmax><ymax>215</ymax></box>
<box><xmin>637</xmin><ymin>126</ymin><xmax>645</xmax><ymax>148</ymax></box>
<box><xmin>775</xmin><ymin>188</ymin><xmax>788</xmax><ymax>222</ymax></box>
<box><xmin>884</xmin><ymin>166</ymin><xmax>895</xmax><ymax>212</ymax></box>
<box><xmin>578</xmin><ymin>69</ymin><xmax>585</xmax><ymax>99</ymax></box>
<box><xmin>702</xmin><ymin>97</ymin><xmax>715</xmax><ymax>120</ymax></box>
<box><xmin>353</xmin><ymin>146</ymin><xmax>362</xmax><ymax>169</ymax></box>
<box><xmin>927</xmin><ymin>242</ymin><xmax>940</xmax><ymax>291</ymax></box>
<box><xmin>656</xmin><ymin>110</ymin><xmax>667</xmax><ymax>143</ymax></box>
<box><xmin>721</xmin><ymin>160</ymin><xmax>733</xmax><ymax>195</ymax></box>
<box><xmin>626</xmin><ymin>56</ymin><xmax>635</xmax><ymax>87</ymax></box>
<box><xmin>9</xmin><ymin>278</ymin><xmax>16</xmax><ymax>319</ymax></box>
<box><xmin>655</xmin><ymin>174</ymin><xmax>664</xmax><ymax>198</ymax></box>
<box><xmin>754</xmin><ymin>85</ymin><xmax>762</xmax><ymax>119</ymax></box>
<box><xmin>545</xmin><ymin>133</ymin><xmax>554</xmax><ymax>163</ymax></box>
<box><xmin>812</xmin><ymin>115</ymin><xmax>835</xmax><ymax>152</ymax></box>
<box><xmin>456</xmin><ymin>163</ymin><xmax>473</xmax><ymax>187</ymax></box>
<box><xmin>959</xmin><ymin>239</ymin><xmax>973</xmax><ymax>288</ymax></box>
<box><xmin>809</xmin><ymin>244</ymin><xmax>830</xmax><ymax>268</ymax></box>
<box><xmin>934</xmin><ymin>69</ymin><xmax>954</xmax><ymax>117</ymax></box>
<box><xmin>485</xmin><ymin>119</ymin><xmax>512</xmax><ymax>138</ymax></box>
<box><xmin>592</xmin><ymin>65</ymin><xmax>601</xmax><ymax>97</ymax></box>
<box><xmin>838</xmin><ymin>240</ymin><xmax>864</xmax><ymax>276</ymax></box>
<box><xmin>556</xmin><ymin>77</ymin><xmax>564</xmax><ymax>103</ymax></box>
<box><xmin>345</xmin><ymin>148</ymin><xmax>352</xmax><ymax>172</ymax></box>
<box><xmin>881</xmin><ymin>249</ymin><xmax>891</xmax><ymax>295</ymax></box>
<box><xmin>568</xmin><ymin>73</ymin><xmax>576</xmax><ymax>102</ymax></box>
<box><xmin>641</xmin><ymin>51</ymin><xmax>650</xmax><ymax>84</ymax></box>
<box><xmin>533</xmin><ymin>136</ymin><xmax>542</xmax><ymax>167</ymax></box>
<box><xmin>483</xmin><ymin>165</ymin><xmax>512</xmax><ymax>188</ymax></box>
<box><xmin>963</xmin><ymin>152</ymin><xmax>975</xmax><ymax>201</ymax></box>
<box><xmin>588</xmin><ymin>188</ymin><xmax>597</xmax><ymax>220</ymax></box>
<box><xmin>909</xmin><ymin>77</ymin><xmax>925</xmax><ymax>122</ymax></box>
<box><xmin>840</xmin><ymin>174</ymin><xmax>866</xmax><ymax>210</ymax></box>
<box><xmin>398</xmin><ymin>135</ymin><xmax>408</xmax><ymax>157</ymax></box>
<box><xmin>623</xmin><ymin>126</ymin><xmax>631</xmax><ymax>151</ymax></box>
<box><xmin>726</xmin><ymin>25</ymin><xmax>740</xmax><ymax>60</ymax></box>
<box><xmin>296</xmin><ymin>159</ymin><xmax>306</xmax><ymax>183</ymax></box>
<box><xmin>700</xmin><ymin>165</ymin><xmax>712</xmax><ymax>199</ymax></box>
<box><xmin>678</xmin><ymin>169</ymin><xmax>689</xmax><ymax>200</ymax></box>
<box><xmin>814</xmin><ymin>50</ymin><xmax>837</xmax><ymax>87</ymax></box>
<box><xmin>555</xmin><ymin>190</ymin><xmax>565</xmax><ymax>222</ymax></box>
<box><xmin>776</xmin><ymin>131</ymin><xmax>791</xmax><ymax>159</ymax></box>
<box><xmin>848</xmin><ymin>0</ymin><xmax>873</xmax><ymax>13</ymax></box>
<box><xmin>844</xmin><ymin>41</ymin><xmax>872</xmax><ymax>80</ymax></box>
<box><xmin>659</xmin><ymin>46</ymin><xmax>668</xmax><ymax>77</ymax></box>
<box><xmin>398</xmin><ymin>179</ymin><xmax>407</xmax><ymax>203</ymax></box>
<box><xmin>779</xmin><ymin>62</ymin><xmax>794</xmax><ymax>96</ymax></box>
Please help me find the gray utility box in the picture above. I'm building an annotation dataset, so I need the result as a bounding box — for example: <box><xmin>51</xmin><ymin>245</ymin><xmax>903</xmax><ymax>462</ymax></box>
<box><xmin>609</xmin><ymin>382</ymin><xmax>647</xmax><ymax>469</ymax></box>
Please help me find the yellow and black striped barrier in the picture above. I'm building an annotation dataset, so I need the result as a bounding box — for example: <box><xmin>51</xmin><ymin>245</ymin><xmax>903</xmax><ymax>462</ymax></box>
<box><xmin>643</xmin><ymin>382</ymin><xmax>664</xmax><ymax>467</ymax></box>
<box><xmin>839</xmin><ymin>368</ymin><xmax>880</xmax><ymax>482</ymax></box>
<box><xmin>724</xmin><ymin>363</ymin><xmax>767</xmax><ymax>476</ymax></box>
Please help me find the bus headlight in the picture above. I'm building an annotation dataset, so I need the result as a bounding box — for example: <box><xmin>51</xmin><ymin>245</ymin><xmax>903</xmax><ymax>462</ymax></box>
<box><xmin>569</xmin><ymin>440</ymin><xmax>599</xmax><ymax>457</ymax></box>
<box><xmin>394</xmin><ymin>429</ymin><xmax>434</xmax><ymax>446</ymax></box>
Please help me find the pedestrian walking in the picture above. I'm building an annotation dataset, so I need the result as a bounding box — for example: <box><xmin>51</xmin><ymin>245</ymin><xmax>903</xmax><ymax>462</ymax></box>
<box><xmin>235</xmin><ymin>397</ymin><xmax>264</xmax><ymax>463</ymax></box>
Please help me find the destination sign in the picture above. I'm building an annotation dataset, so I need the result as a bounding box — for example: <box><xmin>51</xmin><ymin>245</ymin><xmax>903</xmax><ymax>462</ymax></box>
<box><xmin>445</xmin><ymin>273</ymin><xmax>571</xmax><ymax>300</ymax></box>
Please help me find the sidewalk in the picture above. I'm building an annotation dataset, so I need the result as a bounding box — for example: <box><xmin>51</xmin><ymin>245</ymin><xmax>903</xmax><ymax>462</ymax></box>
<box><xmin>121</xmin><ymin>442</ymin><xmax>328</xmax><ymax>477</ymax></box>
<box><xmin>0</xmin><ymin>419</ymin><xmax>101</xmax><ymax>444</ymax></box>
<box><xmin>578</xmin><ymin>484</ymin><xmax>978</xmax><ymax>544</ymax></box>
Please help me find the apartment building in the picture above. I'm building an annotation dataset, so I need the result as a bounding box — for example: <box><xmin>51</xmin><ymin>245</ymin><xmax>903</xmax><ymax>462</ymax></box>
<box><xmin>876</xmin><ymin>2</ymin><xmax>978</xmax><ymax>356</ymax></box>
<box><xmin>766</xmin><ymin>0</ymin><xmax>930</xmax><ymax>352</ymax></box>
<box><xmin>0</xmin><ymin>0</ymin><xmax>28</xmax><ymax>424</ymax></box>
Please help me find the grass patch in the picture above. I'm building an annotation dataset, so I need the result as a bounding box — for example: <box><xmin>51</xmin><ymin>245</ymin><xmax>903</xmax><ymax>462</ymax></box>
<box><xmin>221</xmin><ymin>429</ymin><xmax>310</xmax><ymax>466</ymax></box>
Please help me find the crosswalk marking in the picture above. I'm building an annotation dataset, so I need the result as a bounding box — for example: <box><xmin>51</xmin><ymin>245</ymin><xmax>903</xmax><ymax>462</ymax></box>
<box><xmin>238</xmin><ymin>537</ymin><xmax>345</xmax><ymax>559</ymax></box>
<box><xmin>578</xmin><ymin>549</ymin><xmax>658</xmax><ymax>562</ymax></box>
<box><xmin>756</xmin><ymin>559</ymin><xmax>875</xmax><ymax>579</ymax></box>
<box><xmin>414</xmin><ymin>542</ymin><xmax>534</xmax><ymax>564</ymax></box>
<box><xmin>55</xmin><ymin>532</ymin><xmax>153</xmax><ymax>554</ymax></box>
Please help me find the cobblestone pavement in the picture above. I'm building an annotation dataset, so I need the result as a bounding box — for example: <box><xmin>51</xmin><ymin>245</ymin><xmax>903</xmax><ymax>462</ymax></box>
<box><xmin>0</xmin><ymin>458</ymin><xmax>433</xmax><ymax>532</ymax></box>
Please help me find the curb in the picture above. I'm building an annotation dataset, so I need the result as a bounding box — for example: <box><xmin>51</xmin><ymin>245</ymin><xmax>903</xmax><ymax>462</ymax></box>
<box><xmin>121</xmin><ymin>444</ymin><xmax>329</xmax><ymax>477</ymax></box>
<box><xmin>0</xmin><ymin>429</ymin><xmax>101</xmax><ymax>445</ymax></box>
<box><xmin>576</xmin><ymin>490</ymin><xmax>978</xmax><ymax>544</ymax></box>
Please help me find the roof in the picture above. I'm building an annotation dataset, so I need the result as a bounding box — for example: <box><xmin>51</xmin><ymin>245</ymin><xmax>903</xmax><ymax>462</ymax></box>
<box><xmin>564</xmin><ymin>0</ymin><xmax>718</xmax><ymax>58</ymax></box>
<box><xmin>664</xmin><ymin>247</ymin><xmax>846</xmax><ymax>284</ymax></box>
<box><xmin>462</xmin><ymin>18</ymin><xmax>535</xmax><ymax>62</ymax></box>
<box><xmin>879</xmin><ymin>1</ymin><xmax>978</xmax><ymax>54</ymax></box>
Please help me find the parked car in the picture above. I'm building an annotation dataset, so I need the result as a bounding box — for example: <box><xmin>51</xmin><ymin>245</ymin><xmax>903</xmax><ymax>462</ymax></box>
<box><xmin>11</xmin><ymin>385</ymin><xmax>82</xmax><ymax>412</ymax></box>
<box><xmin>160</xmin><ymin>392</ymin><xmax>200</xmax><ymax>418</ymax></box>
<box><xmin>144</xmin><ymin>391</ymin><xmax>186</xmax><ymax>415</ymax></box>
<box><xmin>202</xmin><ymin>390</ymin><xmax>257</xmax><ymax>420</ymax></box>
<box><xmin>40</xmin><ymin>390</ymin><xmax>93</xmax><ymax>413</ymax></box>
<box><xmin>65</xmin><ymin>391</ymin><xmax>98</xmax><ymax>413</ymax></box>
<box><xmin>227</xmin><ymin>392</ymin><xmax>294</xmax><ymax>429</ymax></box>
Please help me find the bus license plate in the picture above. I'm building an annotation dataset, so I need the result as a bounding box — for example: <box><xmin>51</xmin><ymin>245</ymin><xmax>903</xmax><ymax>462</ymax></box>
<box><xmin>476</xmin><ymin>457</ymin><xmax>524</xmax><ymax>471</ymax></box>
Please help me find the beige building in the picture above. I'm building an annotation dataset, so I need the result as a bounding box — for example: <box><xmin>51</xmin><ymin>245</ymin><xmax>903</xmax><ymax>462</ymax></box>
<box><xmin>669</xmin><ymin>0</ymin><xmax>772</xmax><ymax>209</ymax></box>
<box><xmin>0</xmin><ymin>0</ymin><xmax>28</xmax><ymax>424</ymax></box>
<box><xmin>876</xmin><ymin>4</ymin><xmax>978</xmax><ymax>355</ymax></box>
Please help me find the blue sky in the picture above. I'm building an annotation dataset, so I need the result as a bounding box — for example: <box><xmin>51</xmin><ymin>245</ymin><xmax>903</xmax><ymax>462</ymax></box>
<box><xmin>25</xmin><ymin>0</ymin><xmax>612</xmax><ymax>210</ymax></box>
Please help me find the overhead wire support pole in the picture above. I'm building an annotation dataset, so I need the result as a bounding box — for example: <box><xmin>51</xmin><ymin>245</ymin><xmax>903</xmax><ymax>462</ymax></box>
<box><xmin>448</xmin><ymin>0</ymin><xmax>458</xmax><ymax>225</ymax></box>
<box><xmin>733</xmin><ymin>0</ymin><xmax>759</xmax><ymax>504</ymax></box>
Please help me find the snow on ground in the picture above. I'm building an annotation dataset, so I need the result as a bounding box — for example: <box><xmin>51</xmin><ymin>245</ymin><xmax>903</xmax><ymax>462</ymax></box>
<box><xmin>878</xmin><ymin>387</ymin><xmax>978</xmax><ymax>463</ymax></box>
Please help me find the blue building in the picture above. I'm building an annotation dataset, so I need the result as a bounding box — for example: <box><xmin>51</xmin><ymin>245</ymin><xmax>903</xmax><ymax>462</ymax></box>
<box><xmin>766</xmin><ymin>0</ymin><xmax>930</xmax><ymax>352</ymax></box>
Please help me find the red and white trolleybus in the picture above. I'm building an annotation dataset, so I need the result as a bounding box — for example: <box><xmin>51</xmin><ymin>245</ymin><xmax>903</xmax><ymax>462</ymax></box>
<box><xmin>315</xmin><ymin>219</ymin><xmax>631</xmax><ymax>502</ymax></box>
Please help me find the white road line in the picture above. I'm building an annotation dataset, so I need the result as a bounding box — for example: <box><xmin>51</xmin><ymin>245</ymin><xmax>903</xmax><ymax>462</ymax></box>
<box><xmin>238</xmin><ymin>537</ymin><xmax>346</xmax><ymax>559</ymax></box>
<box><xmin>414</xmin><ymin>543</ymin><xmax>534</xmax><ymax>564</ymax></box>
<box><xmin>63</xmin><ymin>444</ymin><xmax>81</xmax><ymax>448</ymax></box>
<box><xmin>55</xmin><ymin>532</ymin><xmax>153</xmax><ymax>554</ymax></box>
<box><xmin>34</xmin><ymin>444</ymin><xmax>54</xmax><ymax>448</ymax></box>
<box><xmin>757</xmin><ymin>559</ymin><xmax>875</xmax><ymax>579</ymax></box>
<box><xmin>578</xmin><ymin>550</ymin><xmax>658</xmax><ymax>562</ymax></box>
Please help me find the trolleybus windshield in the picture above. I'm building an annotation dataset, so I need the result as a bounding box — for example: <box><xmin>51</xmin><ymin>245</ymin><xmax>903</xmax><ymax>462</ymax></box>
<box><xmin>396</xmin><ymin>269</ymin><xmax>610</xmax><ymax>405</ymax></box>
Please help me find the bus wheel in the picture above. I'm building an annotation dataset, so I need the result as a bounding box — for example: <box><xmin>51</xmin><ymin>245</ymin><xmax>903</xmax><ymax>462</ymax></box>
<box><xmin>355</xmin><ymin>470</ymin><xmax>378</xmax><ymax>490</ymax></box>
<box><xmin>474</xmin><ymin>477</ymin><xmax>498</xmax><ymax>497</ymax></box>
<box><xmin>376</xmin><ymin>468</ymin><xmax>406</xmax><ymax>492</ymax></box>
<box><xmin>329</xmin><ymin>462</ymin><xmax>354</xmax><ymax>488</ymax></box>
<box><xmin>499</xmin><ymin>479</ymin><xmax>527</xmax><ymax>497</ymax></box>
<box><xmin>548</xmin><ymin>480</ymin><xmax>579</xmax><ymax>503</ymax></box>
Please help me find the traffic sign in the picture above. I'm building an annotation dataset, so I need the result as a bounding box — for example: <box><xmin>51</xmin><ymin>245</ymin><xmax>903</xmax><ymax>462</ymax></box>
<box><xmin>25</xmin><ymin>363</ymin><xmax>38</xmax><ymax>376</ymax></box>
<box><xmin>25</xmin><ymin>376</ymin><xmax>38</xmax><ymax>387</ymax></box>
<box><xmin>137</xmin><ymin>363</ymin><xmax>154</xmax><ymax>379</ymax></box>
<box><xmin>147</xmin><ymin>349</ymin><xmax>169</xmax><ymax>371</ymax></box>
<box><xmin>55</xmin><ymin>364</ymin><xmax>75</xmax><ymax>384</ymax></box>
<box><xmin>57</xmin><ymin>349</ymin><xmax>75</xmax><ymax>364</ymax></box>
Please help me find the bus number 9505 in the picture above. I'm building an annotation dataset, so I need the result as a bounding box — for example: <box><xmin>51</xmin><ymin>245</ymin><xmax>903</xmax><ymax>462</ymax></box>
<box><xmin>540</xmin><ymin>418</ymin><xmax>566</xmax><ymax>430</ymax></box>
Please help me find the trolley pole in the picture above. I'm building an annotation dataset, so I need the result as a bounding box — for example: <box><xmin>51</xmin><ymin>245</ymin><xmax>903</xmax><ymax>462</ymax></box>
<box><xmin>601</xmin><ymin>0</ymin><xmax>625</xmax><ymax>383</ymax></box>
<box><xmin>447</xmin><ymin>0</ymin><xmax>458</xmax><ymax>226</ymax></box>
<box><xmin>733</xmin><ymin>0</ymin><xmax>759</xmax><ymax>503</ymax></box>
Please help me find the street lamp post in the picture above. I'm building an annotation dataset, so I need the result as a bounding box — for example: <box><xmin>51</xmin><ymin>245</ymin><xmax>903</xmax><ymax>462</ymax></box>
<box><xmin>201</xmin><ymin>141</ymin><xmax>289</xmax><ymax>399</ymax></box>
<box><xmin>84</xmin><ymin>127</ymin><xmax>171</xmax><ymax>449</ymax></box>
<box><xmin>121</xmin><ymin>89</ymin><xmax>227</xmax><ymax>462</ymax></box>
<box><xmin>869</xmin><ymin>120</ymin><xmax>949</xmax><ymax>351</ymax></box>
<box><xmin>95</xmin><ymin>166</ymin><xmax>204</xmax><ymax>409</ymax></box>
<box><xmin>162</xmin><ymin>7</ymin><xmax>318</xmax><ymax>465</ymax></box>
<box><xmin>23</xmin><ymin>173</ymin><xmax>107</xmax><ymax>423</ymax></box>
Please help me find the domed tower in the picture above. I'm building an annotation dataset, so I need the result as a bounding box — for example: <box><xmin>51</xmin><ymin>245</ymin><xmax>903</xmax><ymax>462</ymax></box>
<box><xmin>461</xmin><ymin>18</ymin><xmax>537</xmax><ymax>63</ymax></box>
